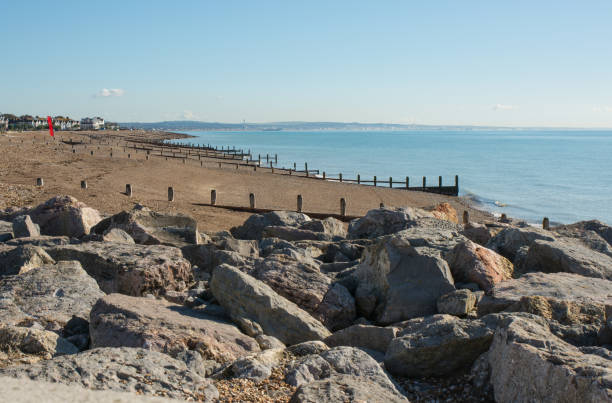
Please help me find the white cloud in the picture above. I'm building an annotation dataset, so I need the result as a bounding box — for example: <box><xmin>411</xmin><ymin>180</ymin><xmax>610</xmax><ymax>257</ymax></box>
<box><xmin>95</xmin><ymin>88</ymin><xmax>124</xmax><ymax>97</ymax></box>
<box><xmin>593</xmin><ymin>105</ymin><xmax>612</xmax><ymax>113</ymax></box>
<box><xmin>493</xmin><ymin>104</ymin><xmax>516</xmax><ymax>111</ymax></box>
<box><xmin>183</xmin><ymin>110</ymin><xmax>195</xmax><ymax>119</ymax></box>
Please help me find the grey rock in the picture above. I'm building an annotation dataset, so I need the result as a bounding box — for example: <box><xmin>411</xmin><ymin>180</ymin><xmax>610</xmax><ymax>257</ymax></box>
<box><xmin>5</xmin><ymin>236</ymin><xmax>71</xmax><ymax>247</ymax></box>
<box><xmin>486</xmin><ymin>226</ymin><xmax>556</xmax><ymax>261</ymax></box>
<box><xmin>46</xmin><ymin>242</ymin><xmax>192</xmax><ymax>296</ymax></box>
<box><xmin>0</xmin><ymin>261</ymin><xmax>104</xmax><ymax>333</ymax></box>
<box><xmin>0</xmin><ymin>347</ymin><xmax>219</xmax><ymax>402</ymax></box>
<box><xmin>91</xmin><ymin>207</ymin><xmax>200</xmax><ymax>247</ymax></box>
<box><xmin>101</xmin><ymin>228</ymin><xmax>135</xmax><ymax>244</ymax></box>
<box><xmin>437</xmin><ymin>289</ymin><xmax>477</xmax><ymax>317</ymax></box>
<box><xmin>316</xmin><ymin>283</ymin><xmax>356</xmax><ymax>331</ymax></box>
<box><xmin>289</xmin><ymin>374</ymin><xmax>408</xmax><ymax>403</ymax></box>
<box><xmin>26</xmin><ymin>196</ymin><xmax>101</xmax><ymax>238</ymax></box>
<box><xmin>228</xmin><ymin>348</ymin><xmax>285</xmax><ymax>382</ymax></box>
<box><xmin>263</xmin><ymin>226</ymin><xmax>333</xmax><ymax>242</ymax></box>
<box><xmin>256</xmin><ymin>334</ymin><xmax>285</xmax><ymax>350</ymax></box>
<box><xmin>0</xmin><ymin>245</ymin><xmax>55</xmax><ymax>276</ymax></box>
<box><xmin>89</xmin><ymin>293</ymin><xmax>260</xmax><ymax>364</ymax></box>
<box><xmin>554</xmin><ymin>220</ymin><xmax>612</xmax><ymax>248</ymax></box>
<box><xmin>384</xmin><ymin>314</ymin><xmax>494</xmax><ymax>377</ymax></box>
<box><xmin>0</xmin><ymin>219</ymin><xmax>13</xmax><ymax>242</ymax></box>
<box><xmin>0</xmin><ymin>324</ymin><xmax>78</xmax><ymax>359</ymax></box>
<box><xmin>12</xmin><ymin>215</ymin><xmax>40</xmax><ymax>238</ymax></box>
<box><xmin>181</xmin><ymin>240</ymin><xmax>259</xmax><ymax>274</ymax></box>
<box><xmin>487</xmin><ymin>314</ymin><xmax>612</xmax><ymax>402</ymax></box>
<box><xmin>287</xmin><ymin>341</ymin><xmax>329</xmax><ymax>357</ymax></box>
<box><xmin>324</xmin><ymin>324</ymin><xmax>398</xmax><ymax>353</ymax></box>
<box><xmin>300</xmin><ymin>217</ymin><xmax>347</xmax><ymax>239</ymax></box>
<box><xmin>211</xmin><ymin>264</ymin><xmax>331</xmax><ymax>345</ymax></box>
<box><xmin>347</xmin><ymin>207</ymin><xmax>433</xmax><ymax>239</ymax></box>
<box><xmin>231</xmin><ymin>211</ymin><xmax>312</xmax><ymax>240</ymax></box>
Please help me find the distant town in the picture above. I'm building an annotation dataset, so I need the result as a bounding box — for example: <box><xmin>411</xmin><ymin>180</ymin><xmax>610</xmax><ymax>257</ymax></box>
<box><xmin>0</xmin><ymin>114</ymin><xmax>118</xmax><ymax>132</ymax></box>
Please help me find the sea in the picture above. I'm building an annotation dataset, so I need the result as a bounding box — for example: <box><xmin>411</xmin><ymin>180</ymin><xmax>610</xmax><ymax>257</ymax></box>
<box><xmin>169</xmin><ymin>129</ymin><xmax>612</xmax><ymax>225</ymax></box>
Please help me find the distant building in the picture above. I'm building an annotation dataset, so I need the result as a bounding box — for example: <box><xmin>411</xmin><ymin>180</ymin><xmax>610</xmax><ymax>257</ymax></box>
<box><xmin>80</xmin><ymin>117</ymin><xmax>105</xmax><ymax>130</ymax></box>
<box><xmin>0</xmin><ymin>115</ymin><xmax>8</xmax><ymax>131</ymax></box>
<box><xmin>53</xmin><ymin>116</ymin><xmax>79</xmax><ymax>130</ymax></box>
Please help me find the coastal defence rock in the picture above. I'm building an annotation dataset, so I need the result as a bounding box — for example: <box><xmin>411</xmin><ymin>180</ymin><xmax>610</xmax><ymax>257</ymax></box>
<box><xmin>210</xmin><ymin>264</ymin><xmax>331</xmax><ymax>345</ymax></box>
<box><xmin>446</xmin><ymin>240</ymin><xmax>513</xmax><ymax>292</ymax></box>
<box><xmin>46</xmin><ymin>242</ymin><xmax>192</xmax><ymax>296</ymax></box>
<box><xmin>431</xmin><ymin>202</ymin><xmax>459</xmax><ymax>224</ymax></box>
<box><xmin>181</xmin><ymin>238</ymin><xmax>259</xmax><ymax>273</ymax></box>
<box><xmin>89</xmin><ymin>293</ymin><xmax>260</xmax><ymax>364</ymax></box>
<box><xmin>262</xmin><ymin>226</ymin><xmax>334</xmax><ymax>242</ymax></box>
<box><xmin>324</xmin><ymin>324</ymin><xmax>398</xmax><ymax>353</ymax></box>
<box><xmin>12</xmin><ymin>215</ymin><xmax>40</xmax><ymax>238</ymax></box>
<box><xmin>486</xmin><ymin>225</ymin><xmax>556</xmax><ymax>261</ymax></box>
<box><xmin>26</xmin><ymin>196</ymin><xmax>101</xmax><ymax>238</ymax></box>
<box><xmin>554</xmin><ymin>220</ymin><xmax>612</xmax><ymax>248</ymax></box>
<box><xmin>522</xmin><ymin>238</ymin><xmax>612</xmax><ymax>280</ymax></box>
<box><xmin>353</xmin><ymin>230</ymin><xmax>456</xmax><ymax>324</ymax></box>
<box><xmin>286</xmin><ymin>346</ymin><xmax>406</xmax><ymax>402</ymax></box>
<box><xmin>0</xmin><ymin>220</ymin><xmax>13</xmax><ymax>242</ymax></box>
<box><xmin>347</xmin><ymin>207</ymin><xmax>433</xmax><ymax>239</ymax></box>
<box><xmin>384</xmin><ymin>315</ymin><xmax>494</xmax><ymax>377</ymax></box>
<box><xmin>0</xmin><ymin>347</ymin><xmax>219</xmax><ymax>402</ymax></box>
<box><xmin>91</xmin><ymin>206</ymin><xmax>201</xmax><ymax>247</ymax></box>
<box><xmin>0</xmin><ymin>261</ymin><xmax>104</xmax><ymax>333</ymax></box>
<box><xmin>0</xmin><ymin>245</ymin><xmax>55</xmax><ymax>276</ymax></box>
<box><xmin>0</xmin><ymin>376</ymin><xmax>190</xmax><ymax>403</ymax></box>
<box><xmin>437</xmin><ymin>289</ymin><xmax>477</xmax><ymax>317</ymax></box>
<box><xmin>300</xmin><ymin>217</ymin><xmax>347</xmax><ymax>239</ymax></box>
<box><xmin>477</xmin><ymin>272</ymin><xmax>612</xmax><ymax>320</ymax></box>
<box><xmin>487</xmin><ymin>314</ymin><xmax>612</xmax><ymax>402</ymax></box>
<box><xmin>231</xmin><ymin>211</ymin><xmax>312</xmax><ymax>240</ymax></box>
<box><xmin>0</xmin><ymin>324</ymin><xmax>78</xmax><ymax>361</ymax></box>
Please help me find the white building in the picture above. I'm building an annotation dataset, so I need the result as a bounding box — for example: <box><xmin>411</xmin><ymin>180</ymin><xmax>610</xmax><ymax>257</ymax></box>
<box><xmin>80</xmin><ymin>117</ymin><xmax>105</xmax><ymax>130</ymax></box>
<box><xmin>0</xmin><ymin>115</ymin><xmax>8</xmax><ymax>131</ymax></box>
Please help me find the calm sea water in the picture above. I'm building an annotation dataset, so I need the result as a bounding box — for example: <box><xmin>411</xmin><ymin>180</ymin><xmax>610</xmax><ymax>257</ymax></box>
<box><xmin>170</xmin><ymin>130</ymin><xmax>612</xmax><ymax>225</ymax></box>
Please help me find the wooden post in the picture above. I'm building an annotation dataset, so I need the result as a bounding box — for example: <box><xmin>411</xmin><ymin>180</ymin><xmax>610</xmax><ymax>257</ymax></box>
<box><xmin>266</xmin><ymin>153</ymin><xmax>269</xmax><ymax>162</ymax></box>
<box><xmin>357</xmin><ymin>174</ymin><xmax>361</xmax><ymax>184</ymax></box>
<box><xmin>81</xmin><ymin>180</ymin><xmax>87</xmax><ymax>189</ymax></box>
<box><xmin>439</xmin><ymin>176</ymin><xmax>442</xmax><ymax>187</ymax></box>
<box><xmin>258</xmin><ymin>154</ymin><xmax>261</xmax><ymax>165</ymax></box>
<box><xmin>339</xmin><ymin>173</ymin><xmax>343</xmax><ymax>182</ymax></box>
<box><xmin>72</xmin><ymin>149</ymin><xmax>76</xmax><ymax>154</ymax></box>
<box><xmin>90</xmin><ymin>150</ymin><xmax>94</xmax><ymax>156</ymax></box>
<box><xmin>128</xmin><ymin>153</ymin><xmax>131</xmax><ymax>158</ymax></box>
<box><xmin>211</xmin><ymin>189</ymin><xmax>217</xmax><ymax>205</ymax></box>
<box><xmin>36</xmin><ymin>178</ymin><xmax>43</xmax><ymax>187</ymax></box>
<box><xmin>543</xmin><ymin>217</ymin><xmax>550</xmax><ymax>230</ymax></box>
<box><xmin>293</xmin><ymin>162</ymin><xmax>297</xmax><ymax>170</ymax></box>
<box><xmin>423</xmin><ymin>176</ymin><xmax>426</xmax><ymax>188</ymax></box>
<box><xmin>389</xmin><ymin>177</ymin><xmax>393</xmax><ymax>188</ymax></box>
<box><xmin>249</xmin><ymin>193</ymin><xmax>255</xmax><ymax>209</ymax></box>
<box><xmin>182</xmin><ymin>158</ymin><xmax>186</xmax><ymax>164</ymax></box>
<box><xmin>463</xmin><ymin>210</ymin><xmax>469</xmax><ymax>225</ymax></box>
<box><xmin>305</xmin><ymin>162</ymin><xmax>309</xmax><ymax>177</ymax></box>
<box><xmin>110</xmin><ymin>151</ymin><xmax>113</xmax><ymax>157</ymax></box>
<box><xmin>406</xmin><ymin>176</ymin><xmax>409</xmax><ymax>189</ymax></box>
<box><xmin>380</xmin><ymin>202</ymin><xmax>385</xmax><ymax>208</ymax></box>
<box><xmin>340</xmin><ymin>198</ymin><xmax>346</xmax><ymax>217</ymax></box>
<box><xmin>455</xmin><ymin>175</ymin><xmax>459</xmax><ymax>190</ymax></box>
<box><xmin>500</xmin><ymin>213</ymin><xmax>508</xmax><ymax>222</ymax></box>
<box><xmin>146</xmin><ymin>155</ymin><xmax>149</xmax><ymax>160</ymax></box>
<box><xmin>218</xmin><ymin>162</ymin><xmax>221</xmax><ymax>168</ymax></box>
<box><xmin>297</xmin><ymin>195</ymin><xmax>303</xmax><ymax>212</ymax></box>
<box><xmin>275</xmin><ymin>154</ymin><xmax>278</xmax><ymax>164</ymax></box>
<box><xmin>168</xmin><ymin>187</ymin><xmax>174</xmax><ymax>202</ymax></box>
<box><xmin>125</xmin><ymin>184</ymin><xmax>132</xmax><ymax>197</ymax></box>
<box><xmin>374</xmin><ymin>176</ymin><xmax>377</xmax><ymax>187</ymax></box>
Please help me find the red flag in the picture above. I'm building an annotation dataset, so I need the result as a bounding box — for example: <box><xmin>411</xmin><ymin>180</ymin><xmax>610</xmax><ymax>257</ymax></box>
<box><xmin>47</xmin><ymin>116</ymin><xmax>54</xmax><ymax>137</ymax></box>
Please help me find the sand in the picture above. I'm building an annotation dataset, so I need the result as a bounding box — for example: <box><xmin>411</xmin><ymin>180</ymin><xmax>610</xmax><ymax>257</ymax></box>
<box><xmin>0</xmin><ymin>130</ymin><xmax>492</xmax><ymax>232</ymax></box>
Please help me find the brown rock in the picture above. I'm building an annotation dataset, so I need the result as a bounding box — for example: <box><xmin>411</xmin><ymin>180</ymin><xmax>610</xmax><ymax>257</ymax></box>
<box><xmin>431</xmin><ymin>202</ymin><xmax>458</xmax><ymax>224</ymax></box>
<box><xmin>27</xmin><ymin>196</ymin><xmax>101</xmax><ymax>238</ymax></box>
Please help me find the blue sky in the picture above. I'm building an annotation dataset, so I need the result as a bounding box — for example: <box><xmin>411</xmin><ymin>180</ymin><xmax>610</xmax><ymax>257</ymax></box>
<box><xmin>1</xmin><ymin>1</ymin><xmax>612</xmax><ymax>127</ymax></box>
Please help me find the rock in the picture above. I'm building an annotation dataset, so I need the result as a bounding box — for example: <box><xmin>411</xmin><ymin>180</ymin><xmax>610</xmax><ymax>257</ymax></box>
<box><xmin>89</xmin><ymin>293</ymin><xmax>260</xmax><ymax>364</ymax></box>
<box><xmin>384</xmin><ymin>315</ymin><xmax>494</xmax><ymax>377</ymax></box>
<box><xmin>316</xmin><ymin>283</ymin><xmax>356</xmax><ymax>331</ymax></box>
<box><xmin>256</xmin><ymin>334</ymin><xmax>285</xmax><ymax>350</ymax></box>
<box><xmin>431</xmin><ymin>202</ymin><xmax>458</xmax><ymax>224</ymax></box>
<box><xmin>446</xmin><ymin>240</ymin><xmax>513</xmax><ymax>292</ymax></box>
<box><xmin>461</xmin><ymin>222</ymin><xmax>502</xmax><ymax>245</ymax></box>
<box><xmin>101</xmin><ymin>228</ymin><xmax>135</xmax><ymax>244</ymax></box>
<box><xmin>0</xmin><ymin>324</ymin><xmax>78</xmax><ymax>360</ymax></box>
<box><xmin>231</xmin><ymin>211</ymin><xmax>312</xmax><ymax>240</ymax></box>
<box><xmin>300</xmin><ymin>217</ymin><xmax>347</xmax><ymax>239</ymax></box>
<box><xmin>91</xmin><ymin>207</ymin><xmax>200</xmax><ymax>247</ymax></box>
<box><xmin>437</xmin><ymin>289</ymin><xmax>477</xmax><ymax>317</ymax></box>
<box><xmin>486</xmin><ymin>225</ymin><xmax>555</xmax><ymax>261</ymax></box>
<box><xmin>477</xmin><ymin>272</ymin><xmax>612</xmax><ymax>317</ymax></box>
<box><xmin>324</xmin><ymin>324</ymin><xmax>398</xmax><ymax>353</ymax></box>
<box><xmin>12</xmin><ymin>215</ymin><xmax>40</xmax><ymax>238</ymax></box>
<box><xmin>511</xmin><ymin>295</ymin><xmax>606</xmax><ymax>327</ymax></box>
<box><xmin>46</xmin><ymin>242</ymin><xmax>191</xmax><ymax>296</ymax></box>
<box><xmin>522</xmin><ymin>238</ymin><xmax>612</xmax><ymax>280</ymax></box>
<box><xmin>0</xmin><ymin>261</ymin><xmax>104</xmax><ymax>333</ymax></box>
<box><xmin>0</xmin><ymin>347</ymin><xmax>219</xmax><ymax>402</ymax></box>
<box><xmin>286</xmin><ymin>347</ymin><xmax>406</xmax><ymax>402</ymax></box>
<box><xmin>487</xmin><ymin>314</ymin><xmax>612</xmax><ymax>402</ymax></box>
<box><xmin>287</xmin><ymin>341</ymin><xmax>329</xmax><ymax>356</ymax></box>
<box><xmin>0</xmin><ymin>220</ymin><xmax>13</xmax><ymax>242</ymax></box>
<box><xmin>347</xmin><ymin>207</ymin><xmax>433</xmax><ymax>239</ymax></box>
<box><xmin>27</xmin><ymin>196</ymin><xmax>101</xmax><ymax>238</ymax></box>
<box><xmin>181</xmin><ymin>239</ymin><xmax>259</xmax><ymax>273</ymax></box>
<box><xmin>354</xmin><ymin>231</ymin><xmax>456</xmax><ymax>324</ymax></box>
<box><xmin>0</xmin><ymin>376</ymin><xmax>189</xmax><ymax>403</ymax></box>
<box><xmin>210</xmin><ymin>264</ymin><xmax>331</xmax><ymax>345</ymax></box>
<box><xmin>227</xmin><ymin>348</ymin><xmax>285</xmax><ymax>382</ymax></box>
<box><xmin>0</xmin><ymin>245</ymin><xmax>55</xmax><ymax>276</ymax></box>
<box><xmin>5</xmin><ymin>236</ymin><xmax>71</xmax><ymax>247</ymax></box>
<box><xmin>554</xmin><ymin>220</ymin><xmax>612</xmax><ymax>247</ymax></box>
<box><xmin>262</xmin><ymin>226</ymin><xmax>333</xmax><ymax>242</ymax></box>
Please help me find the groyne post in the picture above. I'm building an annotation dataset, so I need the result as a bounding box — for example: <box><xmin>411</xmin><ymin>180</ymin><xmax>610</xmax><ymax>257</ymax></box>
<box><xmin>455</xmin><ymin>175</ymin><xmax>459</xmax><ymax>191</ymax></box>
<box><xmin>249</xmin><ymin>193</ymin><xmax>255</xmax><ymax>209</ymax></box>
<box><xmin>275</xmin><ymin>154</ymin><xmax>278</xmax><ymax>164</ymax></box>
<box><xmin>168</xmin><ymin>187</ymin><xmax>174</xmax><ymax>202</ymax></box>
<box><xmin>374</xmin><ymin>176</ymin><xmax>377</xmax><ymax>187</ymax></box>
<box><xmin>389</xmin><ymin>177</ymin><xmax>392</xmax><ymax>188</ymax></box>
<box><xmin>439</xmin><ymin>176</ymin><xmax>442</xmax><ymax>187</ymax></box>
<box><xmin>297</xmin><ymin>195</ymin><xmax>303</xmax><ymax>212</ymax></box>
<box><xmin>323</xmin><ymin>172</ymin><xmax>326</xmax><ymax>179</ymax></box>
<box><xmin>339</xmin><ymin>173</ymin><xmax>343</xmax><ymax>182</ymax></box>
<box><xmin>423</xmin><ymin>176</ymin><xmax>426</xmax><ymax>188</ymax></box>
<box><xmin>81</xmin><ymin>180</ymin><xmax>87</xmax><ymax>189</ymax></box>
<box><xmin>211</xmin><ymin>189</ymin><xmax>217</xmax><ymax>205</ymax></box>
<box><xmin>380</xmin><ymin>202</ymin><xmax>385</xmax><ymax>208</ymax></box>
<box><xmin>36</xmin><ymin>178</ymin><xmax>43</xmax><ymax>187</ymax></box>
<box><xmin>406</xmin><ymin>176</ymin><xmax>409</xmax><ymax>189</ymax></box>
<box><xmin>543</xmin><ymin>217</ymin><xmax>550</xmax><ymax>230</ymax></box>
<box><xmin>125</xmin><ymin>184</ymin><xmax>132</xmax><ymax>197</ymax></box>
<box><xmin>463</xmin><ymin>210</ymin><xmax>469</xmax><ymax>225</ymax></box>
<box><xmin>357</xmin><ymin>174</ymin><xmax>361</xmax><ymax>184</ymax></box>
<box><xmin>340</xmin><ymin>198</ymin><xmax>346</xmax><ymax>217</ymax></box>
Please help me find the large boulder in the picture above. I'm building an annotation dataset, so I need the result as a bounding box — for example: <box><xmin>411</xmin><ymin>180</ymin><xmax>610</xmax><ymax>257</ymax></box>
<box><xmin>0</xmin><ymin>376</ymin><xmax>189</xmax><ymax>403</ymax></box>
<box><xmin>46</xmin><ymin>242</ymin><xmax>192</xmax><ymax>296</ymax></box>
<box><xmin>27</xmin><ymin>196</ymin><xmax>101</xmax><ymax>238</ymax></box>
<box><xmin>324</xmin><ymin>324</ymin><xmax>398</xmax><ymax>353</ymax></box>
<box><xmin>486</xmin><ymin>225</ymin><xmax>556</xmax><ymax>261</ymax></box>
<box><xmin>522</xmin><ymin>238</ymin><xmax>612</xmax><ymax>280</ymax></box>
<box><xmin>384</xmin><ymin>315</ymin><xmax>494</xmax><ymax>377</ymax></box>
<box><xmin>262</xmin><ymin>226</ymin><xmax>333</xmax><ymax>242</ymax></box>
<box><xmin>353</xmin><ymin>231</ymin><xmax>456</xmax><ymax>324</ymax></box>
<box><xmin>347</xmin><ymin>207</ymin><xmax>433</xmax><ymax>239</ymax></box>
<box><xmin>437</xmin><ymin>289</ymin><xmax>477</xmax><ymax>317</ymax></box>
<box><xmin>286</xmin><ymin>346</ymin><xmax>406</xmax><ymax>402</ymax></box>
<box><xmin>5</xmin><ymin>236</ymin><xmax>71</xmax><ymax>247</ymax></box>
<box><xmin>231</xmin><ymin>211</ymin><xmax>312</xmax><ymax>240</ymax></box>
<box><xmin>12</xmin><ymin>215</ymin><xmax>40</xmax><ymax>238</ymax></box>
<box><xmin>487</xmin><ymin>314</ymin><xmax>612</xmax><ymax>402</ymax></box>
<box><xmin>0</xmin><ymin>261</ymin><xmax>104</xmax><ymax>333</ymax></box>
<box><xmin>431</xmin><ymin>202</ymin><xmax>459</xmax><ymax>224</ymax></box>
<box><xmin>446</xmin><ymin>240</ymin><xmax>513</xmax><ymax>292</ymax></box>
<box><xmin>91</xmin><ymin>206</ymin><xmax>200</xmax><ymax>247</ymax></box>
<box><xmin>477</xmin><ymin>272</ymin><xmax>612</xmax><ymax>321</ymax></box>
<box><xmin>0</xmin><ymin>220</ymin><xmax>13</xmax><ymax>242</ymax></box>
<box><xmin>210</xmin><ymin>264</ymin><xmax>331</xmax><ymax>345</ymax></box>
<box><xmin>90</xmin><ymin>293</ymin><xmax>260</xmax><ymax>364</ymax></box>
<box><xmin>0</xmin><ymin>245</ymin><xmax>55</xmax><ymax>276</ymax></box>
<box><xmin>0</xmin><ymin>347</ymin><xmax>219</xmax><ymax>402</ymax></box>
<box><xmin>300</xmin><ymin>217</ymin><xmax>347</xmax><ymax>239</ymax></box>
<box><xmin>0</xmin><ymin>324</ymin><xmax>78</xmax><ymax>361</ymax></box>
<box><xmin>554</xmin><ymin>220</ymin><xmax>612</xmax><ymax>248</ymax></box>
<box><xmin>181</xmin><ymin>238</ymin><xmax>259</xmax><ymax>273</ymax></box>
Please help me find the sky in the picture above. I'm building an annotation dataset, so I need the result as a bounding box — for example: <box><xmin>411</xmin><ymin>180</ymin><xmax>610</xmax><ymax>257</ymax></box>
<box><xmin>1</xmin><ymin>1</ymin><xmax>612</xmax><ymax>127</ymax></box>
